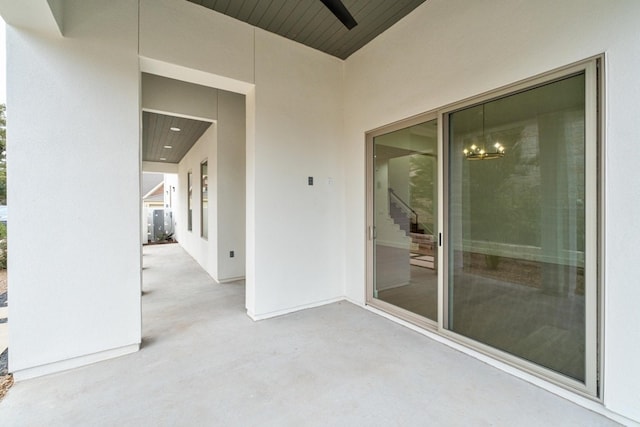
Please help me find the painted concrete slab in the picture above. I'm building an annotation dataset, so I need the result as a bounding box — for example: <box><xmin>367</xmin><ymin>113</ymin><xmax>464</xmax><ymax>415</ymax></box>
<box><xmin>0</xmin><ymin>244</ymin><xmax>620</xmax><ymax>426</ymax></box>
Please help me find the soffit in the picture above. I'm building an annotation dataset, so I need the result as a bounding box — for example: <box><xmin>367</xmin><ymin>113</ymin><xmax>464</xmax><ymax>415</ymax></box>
<box><xmin>186</xmin><ymin>0</ymin><xmax>427</xmax><ymax>60</ymax></box>
<box><xmin>142</xmin><ymin>112</ymin><xmax>213</xmax><ymax>164</ymax></box>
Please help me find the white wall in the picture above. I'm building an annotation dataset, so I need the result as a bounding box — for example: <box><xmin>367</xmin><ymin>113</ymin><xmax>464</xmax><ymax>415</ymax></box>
<box><xmin>139</xmin><ymin>0</ymin><xmax>254</xmax><ymax>86</ymax></box>
<box><xmin>0</xmin><ymin>0</ymin><xmax>61</xmax><ymax>36</ymax></box>
<box><xmin>138</xmin><ymin>0</ymin><xmax>346</xmax><ymax>318</ymax></box>
<box><xmin>250</xmin><ymin>29</ymin><xmax>345</xmax><ymax>318</ymax></box>
<box><xmin>343</xmin><ymin>0</ymin><xmax>640</xmax><ymax>422</ymax></box>
<box><xmin>177</xmin><ymin>125</ymin><xmax>218</xmax><ymax>277</ymax></box>
<box><xmin>142</xmin><ymin>73</ymin><xmax>218</xmax><ymax>120</ymax></box>
<box><xmin>141</xmin><ymin>68</ymin><xmax>246</xmax><ymax>283</ymax></box>
<box><xmin>172</xmin><ymin>89</ymin><xmax>246</xmax><ymax>284</ymax></box>
<box><xmin>164</xmin><ymin>174</ymin><xmax>178</xmax><ymax>209</ymax></box>
<box><xmin>5</xmin><ymin>0</ymin><xmax>141</xmax><ymax>378</ymax></box>
<box><xmin>46</xmin><ymin>0</ymin><xmax>63</xmax><ymax>33</ymax></box>
<box><xmin>8</xmin><ymin>0</ymin><xmax>636</xmax><ymax>421</ymax></box>
<box><xmin>142</xmin><ymin>161</ymin><xmax>179</xmax><ymax>174</ymax></box>
<box><xmin>216</xmin><ymin>90</ymin><xmax>246</xmax><ymax>282</ymax></box>
<box><xmin>388</xmin><ymin>156</ymin><xmax>411</xmax><ymax>202</ymax></box>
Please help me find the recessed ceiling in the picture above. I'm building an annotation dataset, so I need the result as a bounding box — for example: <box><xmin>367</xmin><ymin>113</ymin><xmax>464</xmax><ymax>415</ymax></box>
<box><xmin>142</xmin><ymin>112</ymin><xmax>213</xmax><ymax>163</ymax></box>
<box><xmin>186</xmin><ymin>0</ymin><xmax>427</xmax><ymax>60</ymax></box>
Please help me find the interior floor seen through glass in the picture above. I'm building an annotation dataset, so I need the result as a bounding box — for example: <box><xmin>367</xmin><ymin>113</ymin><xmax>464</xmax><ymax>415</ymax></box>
<box><xmin>373</xmin><ymin>118</ymin><xmax>438</xmax><ymax>322</ymax></box>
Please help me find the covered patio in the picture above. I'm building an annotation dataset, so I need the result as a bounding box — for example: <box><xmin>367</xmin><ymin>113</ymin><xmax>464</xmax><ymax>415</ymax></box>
<box><xmin>0</xmin><ymin>245</ymin><xmax>616</xmax><ymax>426</ymax></box>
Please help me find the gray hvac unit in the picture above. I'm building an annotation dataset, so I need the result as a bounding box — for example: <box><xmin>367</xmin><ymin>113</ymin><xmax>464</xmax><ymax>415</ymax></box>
<box><xmin>147</xmin><ymin>209</ymin><xmax>174</xmax><ymax>243</ymax></box>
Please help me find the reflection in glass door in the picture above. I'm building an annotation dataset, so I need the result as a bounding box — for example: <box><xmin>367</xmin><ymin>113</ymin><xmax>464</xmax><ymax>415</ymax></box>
<box><xmin>446</xmin><ymin>71</ymin><xmax>595</xmax><ymax>385</ymax></box>
<box><xmin>369</xmin><ymin>118</ymin><xmax>439</xmax><ymax>323</ymax></box>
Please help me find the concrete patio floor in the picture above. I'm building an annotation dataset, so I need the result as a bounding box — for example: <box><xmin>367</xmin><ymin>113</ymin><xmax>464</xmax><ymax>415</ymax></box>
<box><xmin>0</xmin><ymin>244</ymin><xmax>620</xmax><ymax>426</ymax></box>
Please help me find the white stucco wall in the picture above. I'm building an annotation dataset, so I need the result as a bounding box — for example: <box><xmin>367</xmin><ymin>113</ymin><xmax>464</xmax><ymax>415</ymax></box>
<box><xmin>142</xmin><ymin>161</ymin><xmax>179</xmax><ymax>174</ymax></box>
<box><xmin>177</xmin><ymin>125</ymin><xmax>218</xmax><ymax>278</ymax></box>
<box><xmin>142</xmin><ymin>66</ymin><xmax>246</xmax><ymax>283</ymax></box>
<box><xmin>139</xmin><ymin>0</ymin><xmax>254</xmax><ymax>86</ymax></box>
<box><xmin>6</xmin><ymin>0</ymin><xmax>141</xmax><ymax>378</ymax></box>
<box><xmin>141</xmin><ymin>73</ymin><xmax>218</xmax><ymax>120</ymax></box>
<box><xmin>250</xmin><ymin>29</ymin><xmax>345</xmax><ymax>318</ymax></box>
<box><xmin>45</xmin><ymin>0</ymin><xmax>63</xmax><ymax>33</ymax></box>
<box><xmin>164</xmin><ymin>173</ymin><xmax>178</xmax><ymax>210</ymax></box>
<box><xmin>138</xmin><ymin>0</ymin><xmax>345</xmax><ymax>318</ymax></box>
<box><xmin>0</xmin><ymin>0</ymin><xmax>61</xmax><ymax>36</ymax></box>
<box><xmin>216</xmin><ymin>90</ymin><xmax>246</xmax><ymax>282</ymax></box>
<box><xmin>343</xmin><ymin>0</ymin><xmax>640</xmax><ymax>422</ymax></box>
<box><xmin>388</xmin><ymin>156</ymin><xmax>411</xmax><ymax>202</ymax></box>
<box><xmin>4</xmin><ymin>0</ymin><xmax>638</xmax><ymax>422</ymax></box>
<box><xmin>172</xmin><ymin>89</ymin><xmax>246</xmax><ymax>284</ymax></box>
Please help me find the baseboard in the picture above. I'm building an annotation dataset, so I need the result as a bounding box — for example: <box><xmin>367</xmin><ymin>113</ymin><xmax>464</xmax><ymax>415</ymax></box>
<box><xmin>343</xmin><ymin>296</ymin><xmax>366</xmax><ymax>307</ymax></box>
<box><xmin>247</xmin><ymin>296</ymin><xmax>345</xmax><ymax>321</ymax></box>
<box><xmin>12</xmin><ymin>343</ymin><xmax>140</xmax><ymax>382</ymax></box>
<box><xmin>218</xmin><ymin>275</ymin><xmax>246</xmax><ymax>284</ymax></box>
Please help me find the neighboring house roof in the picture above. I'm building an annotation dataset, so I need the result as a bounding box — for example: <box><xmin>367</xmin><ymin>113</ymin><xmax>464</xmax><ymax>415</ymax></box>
<box><xmin>144</xmin><ymin>193</ymin><xmax>164</xmax><ymax>203</ymax></box>
<box><xmin>143</xmin><ymin>181</ymin><xmax>164</xmax><ymax>202</ymax></box>
<box><xmin>142</xmin><ymin>173</ymin><xmax>164</xmax><ymax>197</ymax></box>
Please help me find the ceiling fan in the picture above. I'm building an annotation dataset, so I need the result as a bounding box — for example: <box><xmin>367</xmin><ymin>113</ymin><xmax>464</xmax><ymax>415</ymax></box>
<box><xmin>320</xmin><ymin>0</ymin><xmax>358</xmax><ymax>30</ymax></box>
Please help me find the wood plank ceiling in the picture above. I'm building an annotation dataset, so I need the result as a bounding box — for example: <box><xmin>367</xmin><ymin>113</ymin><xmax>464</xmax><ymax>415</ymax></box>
<box><xmin>142</xmin><ymin>112</ymin><xmax>212</xmax><ymax>163</ymax></box>
<box><xmin>186</xmin><ymin>0</ymin><xmax>426</xmax><ymax>60</ymax></box>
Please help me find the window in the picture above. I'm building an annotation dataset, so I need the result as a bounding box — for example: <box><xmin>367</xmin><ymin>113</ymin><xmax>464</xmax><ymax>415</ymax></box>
<box><xmin>200</xmin><ymin>161</ymin><xmax>208</xmax><ymax>239</ymax></box>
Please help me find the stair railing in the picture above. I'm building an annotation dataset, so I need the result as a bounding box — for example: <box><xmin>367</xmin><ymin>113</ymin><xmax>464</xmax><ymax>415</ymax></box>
<box><xmin>388</xmin><ymin>188</ymin><xmax>418</xmax><ymax>231</ymax></box>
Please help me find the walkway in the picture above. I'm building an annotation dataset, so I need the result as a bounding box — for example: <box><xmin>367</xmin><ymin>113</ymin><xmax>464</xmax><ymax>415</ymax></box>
<box><xmin>0</xmin><ymin>271</ymin><xmax>7</xmax><ymax>376</ymax></box>
<box><xmin>0</xmin><ymin>306</ymin><xmax>6</xmax><ymax>372</ymax></box>
<box><xmin>0</xmin><ymin>244</ymin><xmax>619</xmax><ymax>426</ymax></box>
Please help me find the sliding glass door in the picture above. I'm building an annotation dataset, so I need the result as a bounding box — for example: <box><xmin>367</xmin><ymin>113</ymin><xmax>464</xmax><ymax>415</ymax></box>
<box><xmin>446</xmin><ymin>70</ymin><xmax>596</xmax><ymax>387</ymax></box>
<box><xmin>367</xmin><ymin>117</ymin><xmax>439</xmax><ymax>324</ymax></box>
<box><xmin>366</xmin><ymin>59</ymin><xmax>599</xmax><ymax>395</ymax></box>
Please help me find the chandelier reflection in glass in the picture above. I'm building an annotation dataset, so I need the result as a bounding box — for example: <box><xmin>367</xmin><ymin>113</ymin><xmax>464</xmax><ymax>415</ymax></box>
<box><xmin>463</xmin><ymin>140</ymin><xmax>505</xmax><ymax>160</ymax></box>
<box><xmin>462</xmin><ymin>103</ymin><xmax>506</xmax><ymax>160</ymax></box>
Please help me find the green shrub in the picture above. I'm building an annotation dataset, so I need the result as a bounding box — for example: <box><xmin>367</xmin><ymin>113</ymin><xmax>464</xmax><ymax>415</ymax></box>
<box><xmin>0</xmin><ymin>222</ymin><xmax>6</xmax><ymax>269</ymax></box>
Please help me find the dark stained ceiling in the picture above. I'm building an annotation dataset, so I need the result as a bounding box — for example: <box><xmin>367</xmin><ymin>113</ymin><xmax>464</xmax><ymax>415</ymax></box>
<box><xmin>186</xmin><ymin>0</ymin><xmax>427</xmax><ymax>59</ymax></box>
<box><xmin>142</xmin><ymin>112</ymin><xmax>212</xmax><ymax>163</ymax></box>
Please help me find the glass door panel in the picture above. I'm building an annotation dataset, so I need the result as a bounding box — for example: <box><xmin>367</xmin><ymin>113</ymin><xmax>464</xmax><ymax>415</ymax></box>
<box><xmin>447</xmin><ymin>73</ymin><xmax>587</xmax><ymax>382</ymax></box>
<box><xmin>372</xmin><ymin>119</ymin><xmax>438</xmax><ymax>322</ymax></box>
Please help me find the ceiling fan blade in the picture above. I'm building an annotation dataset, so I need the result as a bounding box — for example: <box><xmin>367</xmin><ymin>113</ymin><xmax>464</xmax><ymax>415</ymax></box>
<box><xmin>320</xmin><ymin>0</ymin><xmax>358</xmax><ymax>30</ymax></box>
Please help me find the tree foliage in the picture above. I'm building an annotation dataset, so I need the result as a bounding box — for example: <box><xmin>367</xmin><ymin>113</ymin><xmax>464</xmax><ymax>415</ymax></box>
<box><xmin>409</xmin><ymin>154</ymin><xmax>436</xmax><ymax>233</ymax></box>
<box><xmin>0</xmin><ymin>103</ymin><xmax>5</xmax><ymax>205</ymax></box>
